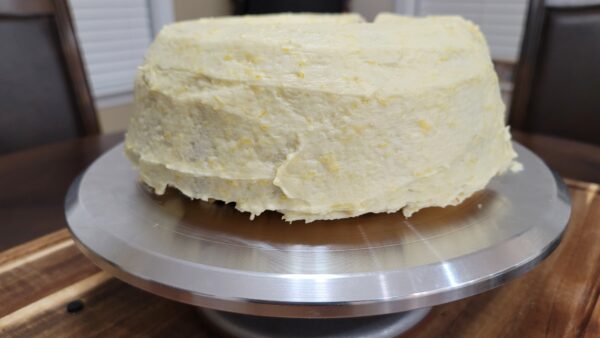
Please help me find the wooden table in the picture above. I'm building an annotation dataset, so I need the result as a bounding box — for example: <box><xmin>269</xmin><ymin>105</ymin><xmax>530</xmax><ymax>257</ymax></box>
<box><xmin>1</xmin><ymin>132</ymin><xmax>599</xmax><ymax>337</ymax></box>
<box><xmin>0</xmin><ymin>132</ymin><xmax>123</xmax><ymax>250</ymax></box>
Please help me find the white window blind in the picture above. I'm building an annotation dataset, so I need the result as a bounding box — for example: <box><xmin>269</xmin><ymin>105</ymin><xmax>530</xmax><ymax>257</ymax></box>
<box><xmin>69</xmin><ymin>0</ymin><xmax>154</xmax><ymax>106</ymax></box>
<box><xmin>397</xmin><ymin>0</ymin><xmax>529</xmax><ymax>61</ymax></box>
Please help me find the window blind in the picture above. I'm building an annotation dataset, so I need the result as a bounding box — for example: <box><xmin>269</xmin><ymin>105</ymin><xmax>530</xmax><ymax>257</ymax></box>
<box><xmin>398</xmin><ymin>0</ymin><xmax>529</xmax><ymax>62</ymax></box>
<box><xmin>69</xmin><ymin>0</ymin><xmax>153</xmax><ymax>104</ymax></box>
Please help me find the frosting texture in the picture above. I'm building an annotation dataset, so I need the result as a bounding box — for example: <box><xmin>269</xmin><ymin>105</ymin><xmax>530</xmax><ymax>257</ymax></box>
<box><xmin>125</xmin><ymin>13</ymin><xmax>517</xmax><ymax>222</ymax></box>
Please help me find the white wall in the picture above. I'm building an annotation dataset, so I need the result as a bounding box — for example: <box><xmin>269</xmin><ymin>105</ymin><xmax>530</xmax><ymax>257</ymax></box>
<box><xmin>172</xmin><ymin>0</ymin><xmax>232</xmax><ymax>21</ymax></box>
<box><xmin>350</xmin><ymin>0</ymin><xmax>395</xmax><ymax>21</ymax></box>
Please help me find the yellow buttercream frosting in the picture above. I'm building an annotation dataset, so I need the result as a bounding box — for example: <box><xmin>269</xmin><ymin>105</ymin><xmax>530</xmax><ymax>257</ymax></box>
<box><xmin>125</xmin><ymin>13</ymin><xmax>517</xmax><ymax>222</ymax></box>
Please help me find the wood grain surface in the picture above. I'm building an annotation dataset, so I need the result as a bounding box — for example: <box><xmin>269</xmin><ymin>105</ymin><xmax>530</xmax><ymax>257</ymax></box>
<box><xmin>0</xmin><ymin>180</ymin><xmax>598</xmax><ymax>338</ymax></box>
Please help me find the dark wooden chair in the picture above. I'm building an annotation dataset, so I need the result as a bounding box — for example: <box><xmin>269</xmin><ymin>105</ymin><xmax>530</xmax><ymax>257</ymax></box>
<box><xmin>510</xmin><ymin>0</ymin><xmax>600</xmax><ymax>146</ymax></box>
<box><xmin>0</xmin><ymin>0</ymin><xmax>98</xmax><ymax>155</ymax></box>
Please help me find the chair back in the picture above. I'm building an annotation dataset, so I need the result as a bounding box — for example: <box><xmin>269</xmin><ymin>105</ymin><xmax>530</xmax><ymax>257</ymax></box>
<box><xmin>0</xmin><ymin>0</ymin><xmax>98</xmax><ymax>154</ymax></box>
<box><xmin>510</xmin><ymin>0</ymin><xmax>600</xmax><ymax>145</ymax></box>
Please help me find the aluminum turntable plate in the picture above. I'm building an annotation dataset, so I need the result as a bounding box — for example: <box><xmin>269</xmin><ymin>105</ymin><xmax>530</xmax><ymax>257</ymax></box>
<box><xmin>66</xmin><ymin>142</ymin><xmax>570</xmax><ymax>319</ymax></box>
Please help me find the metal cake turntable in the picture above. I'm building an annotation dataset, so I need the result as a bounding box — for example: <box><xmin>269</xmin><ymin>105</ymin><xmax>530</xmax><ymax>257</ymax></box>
<box><xmin>65</xmin><ymin>142</ymin><xmax>571</xmax><ymax>337</ymax></box>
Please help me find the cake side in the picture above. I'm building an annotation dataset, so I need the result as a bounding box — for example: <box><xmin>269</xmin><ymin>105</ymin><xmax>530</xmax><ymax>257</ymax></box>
<box><xmin>125</xmin><ymin>13</ymin><xmax>517</xmax><ymax>222</ymax></box>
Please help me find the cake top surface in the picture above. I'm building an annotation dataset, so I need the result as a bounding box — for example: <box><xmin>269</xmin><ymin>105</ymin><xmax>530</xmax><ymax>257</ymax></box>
<box><xmin>143</xmin><ymin>13</ymin><xmax>491</xmax><ymax>96</ymax></box>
